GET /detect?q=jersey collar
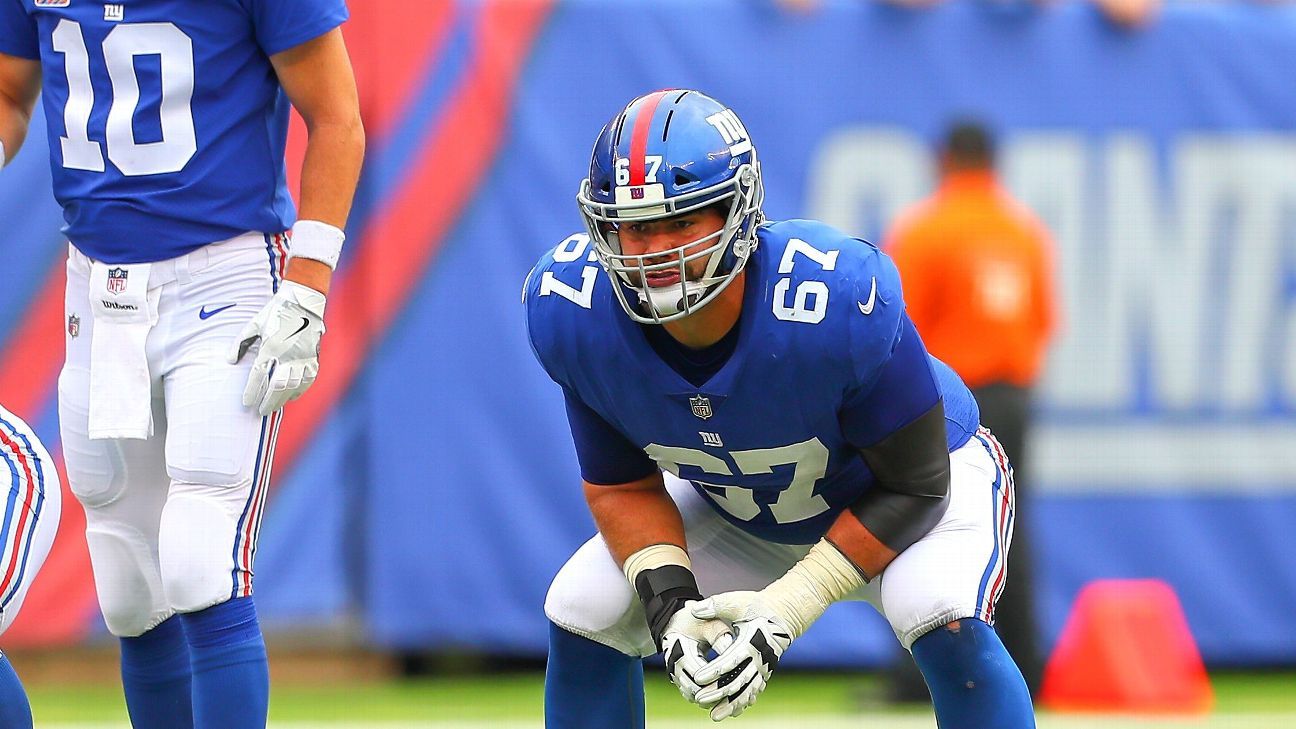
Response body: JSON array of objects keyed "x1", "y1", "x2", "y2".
[{"x1": 611, "y1": 247, "x2": 764, "y2": 397}]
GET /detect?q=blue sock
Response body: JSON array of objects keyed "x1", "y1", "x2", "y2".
[
  {"x1": 120, "y1": 615, "x2": 194, "y2": 729},
  {"x1": 545, "y1": 622, "x2": 644, "y2": 729},
  {"x1": 911, "y1": 618, "x2": 1036, "y2": 729},
  {"x1": 0, "y1": 652, "x2": 32, "y2": 729},
  {"x1": 180, "y1": 597, "x2": 269, "y2": 729}
]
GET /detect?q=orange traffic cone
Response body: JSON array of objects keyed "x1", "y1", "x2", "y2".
[{"x1": 1040, "y1": 579, "x2": 1213, "y2": 713}]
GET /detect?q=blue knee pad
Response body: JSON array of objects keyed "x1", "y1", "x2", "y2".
[
  {"x1": 911, "y1": 618, "x2": 1036, "y2": 729},
  {"x1": 545, "y1": 622, "x2": 644, "y2": 729}
]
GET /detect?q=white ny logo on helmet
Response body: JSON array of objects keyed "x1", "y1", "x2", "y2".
[{"x1": 706, "y1": 109, "x2": 752, "y2": 157}]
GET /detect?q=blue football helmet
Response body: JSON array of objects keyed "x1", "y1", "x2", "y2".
[{"x1": 577, "y1": 89, "x2": 764, "y2": 324}]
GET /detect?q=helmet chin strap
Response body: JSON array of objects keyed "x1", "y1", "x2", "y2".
[{"x1": 640, "y1": 280, "x2": 710, "y2": 319}]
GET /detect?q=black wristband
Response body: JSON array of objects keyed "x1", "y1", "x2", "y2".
[{"x1": 633, "y1": 564, "x2": 703, "y2": 648}]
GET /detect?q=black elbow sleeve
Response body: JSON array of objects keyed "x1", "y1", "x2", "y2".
[{"x1": 851, "y1": 401, "x2": 951, "y2": 553}]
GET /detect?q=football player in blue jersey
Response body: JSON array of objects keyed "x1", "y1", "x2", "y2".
[
  {"x1": 524, "y1": 90, "x2": 1036, "y2": 727},
  {"x1": 0, "y1": 1, "x2": 363, "y2": 727}
]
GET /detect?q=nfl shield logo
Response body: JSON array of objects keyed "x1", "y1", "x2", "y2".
[
  {"x1": 689, "y1": 395, "x2": 713, "y2": 420},
  {"x1": 67, "y1": 314, "x2": 80, "y2": 338},
  {"x1": 106, "y1": 267, "x2": 128, "y2": 295}
]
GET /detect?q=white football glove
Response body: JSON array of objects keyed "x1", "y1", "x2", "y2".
[
  {"x1": 228, "y1": 280, "x2": 326, "y2": 416},
  {"x1": 659, "y1": 601, "x2": 734, "y2": 704},
  {"x1": 691, "y1": 591, "x2": 794, "y2": 721}
]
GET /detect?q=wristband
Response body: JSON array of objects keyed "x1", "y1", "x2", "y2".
[
  {"x1": 623, "y1": 543, "x2": 691, "y2": 584},
  {"x1": 0, "y1": 139, "x2": 7, "y2": 168},
  {"x1": 624, "y1": 544, "x2": 701, "y2": 647},
  {"x1": 288, "y1": 220, "x2": 345, "y2": 269}
]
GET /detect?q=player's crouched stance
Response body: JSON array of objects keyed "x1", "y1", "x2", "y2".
[
  {"x1": 524, "y1": 90, "x2": 1036, "y2": 728},
  {"x1": 0, "y1": 405, "x2": 61, "y2": 729}
]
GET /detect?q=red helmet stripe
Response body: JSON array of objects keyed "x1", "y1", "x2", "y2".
[{"x1": 627, "y1": 90, "x2": 670, "y2": 186}]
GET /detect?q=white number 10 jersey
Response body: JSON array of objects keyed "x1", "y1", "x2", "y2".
[{"x1": 0, "y1": 0, "x2": 348, "y2": 263}]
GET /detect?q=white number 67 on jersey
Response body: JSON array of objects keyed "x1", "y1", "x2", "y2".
[{"x1": 646, "y1": 438, "x2": 831, "y2": 525}]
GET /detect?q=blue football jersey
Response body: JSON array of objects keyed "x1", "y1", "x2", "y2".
[
  {"x1": 0, "y1": 0, "x2": 348, "y2": 263},
  {"x1": 525, "y1": 220, "x2": 980, "y2": 544}
]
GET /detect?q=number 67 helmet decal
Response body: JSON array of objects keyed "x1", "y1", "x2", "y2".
[{"x1": 577, "y1": 89, "x2": 765, "y2": 324}]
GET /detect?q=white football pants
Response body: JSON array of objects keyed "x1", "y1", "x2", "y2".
[
  {"x1": 0, "y1": 404, "x2": 62, "y2": 636},
  {"x1": 545, "y1": 429, "x2": 1015, "y2": 655},
  {"x1": 58, "y1": 232, "x2": 287, "y2": 637}
]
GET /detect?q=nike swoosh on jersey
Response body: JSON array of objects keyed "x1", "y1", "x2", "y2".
[
  {"x1": 857, "y1": 277, "x2": 877, "y2": 315},
  {"x1": 198, "y1": 304, "x2": 236, "y2": 320}
]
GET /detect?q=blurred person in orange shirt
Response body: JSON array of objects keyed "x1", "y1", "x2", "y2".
[{"x1": 884, "y1": 119, "x2": 1059, "y2": 698}]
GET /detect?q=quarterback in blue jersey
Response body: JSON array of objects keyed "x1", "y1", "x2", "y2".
[
  {"x1": 525, "y1": 90, "x2": 1035, "y2": 727},
  {"x1": 0, "y1": 1, "x2": 363, "y2": 727}
]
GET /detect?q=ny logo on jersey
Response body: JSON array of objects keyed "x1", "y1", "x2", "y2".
[
  {"x1": 690, "y1": 395, "x2": 713, "y2": 420},
  {"x1": 705, "y1": 109, "x2": 752, "y2": 157},
  {"x1": 106, "y1": 267, "x2": 128, "y2": 295},
  {"x1": 104, "y1": 4, "x2": 124, "y2": 21},
  {"x1": 700, "y1": 431, "x2": 724, "y2": 448}
]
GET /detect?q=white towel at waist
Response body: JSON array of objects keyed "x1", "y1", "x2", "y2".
[{"x1": 88, "y1": 261, "x2": 159, "y2": 440}]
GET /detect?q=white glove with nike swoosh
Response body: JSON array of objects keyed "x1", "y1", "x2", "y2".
[
  {"x1": 228, "y1": 280, "x2": 326, "y2": 416},
  {"x1": 690, "y1": 540, "x2": 869, "y2": 721},
  {"x1": 691, "y1": 591, "x2": 793, "y2": 721},
  {"x1": 661, "y1": 601, "x2": 734, "y2": 704}
]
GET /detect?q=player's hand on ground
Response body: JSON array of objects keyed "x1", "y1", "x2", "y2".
[
  {"x1": 690, "y1": 591, "x2": 794, "y2": 721},
  {"x1": 660, "y1": 601, "x2": 734, "y2": 704},
  {"x1": 228, "y1": 280, "x2": 326, "y2": 416}
]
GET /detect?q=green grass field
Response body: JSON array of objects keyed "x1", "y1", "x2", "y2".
[{"x1": 26, "y1": 670, "x2": 1296, "y2": 728}]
